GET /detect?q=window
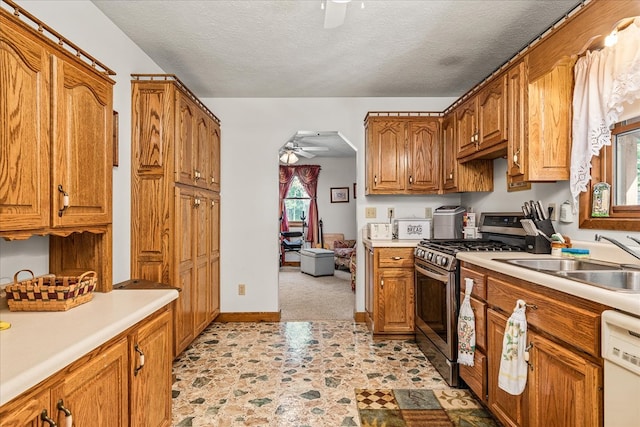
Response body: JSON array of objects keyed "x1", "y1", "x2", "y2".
[
  {"x1": 580, "y1": 117, "x2": 640, "y2": 231},
  {"x1": 284, "y1": 176, "x2": 310, "y2": 223}
]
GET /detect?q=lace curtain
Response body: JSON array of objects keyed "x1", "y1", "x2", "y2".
[{"x1": 570, "y1": 20, "x2": 640, "y2": 209}]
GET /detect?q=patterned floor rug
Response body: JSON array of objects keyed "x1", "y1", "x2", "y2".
[{"x1": 356, "y1": 388, "x2": 499, "y2": 427}]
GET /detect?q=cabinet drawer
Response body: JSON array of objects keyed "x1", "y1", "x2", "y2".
[
  {"x1": 487, "y1": 277, "x2": 601, "y2": 357},
  {"x1": 377, "y1": 248, "x2": 414, "y2": 268},
  {"x1": 459, "y1": 350, "x2": 487, "y2": 403},
  {"x1": 460, "y1": 266, "x2": 487, "y2": 299}
]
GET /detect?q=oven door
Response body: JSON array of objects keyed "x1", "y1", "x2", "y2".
[{"x1": 414, "y1": 260, "x2": 458, "y2": 360}]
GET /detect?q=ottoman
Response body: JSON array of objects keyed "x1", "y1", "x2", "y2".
[{"x1": 300, "y1": 248, "x2": 335, "y2": 277}]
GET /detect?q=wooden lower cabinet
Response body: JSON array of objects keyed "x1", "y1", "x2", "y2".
[
  {"x1": 487, "y1": 309, "x2": 526, "y2": 427},
  {"x1": 0, "y1": 307, "x2": 173, "y2": 427},
  {"x1": 461, "y1": 261, "x2": 605, "y2": 427},
  {"x1": 364, "y1": 245, "x2": 414, "y2": 335},
  {"x1": 129, "y1": 308, "x2": 173, "y2": 427}
]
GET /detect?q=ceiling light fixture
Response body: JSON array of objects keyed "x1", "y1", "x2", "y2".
[{"x1": 280, "y1": 150, "x2": 299, "y2": 164}]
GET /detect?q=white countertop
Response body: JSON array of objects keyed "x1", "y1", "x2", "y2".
[
  {"x1": 457, "y1": 250, "x2": 640, "y2": 318},
  {"x1": 0, "y1": 289, "x2": 178, "y2": 406},
  {"x1": 363, "y1": 237, "x2": 422, "y2": 248}
]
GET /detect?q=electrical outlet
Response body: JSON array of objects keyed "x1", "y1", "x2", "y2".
[
  {"x1": 387, "y1": 207, "x2": 395, "y2": 219},
  {"x1": 238, "y1": 284, "x2": 246, "y2": 296},
  {"x1": 365, "y1": 207, "x2": 377, "y2": 218},
  {"x1": 425, "y1": 207, "x2": 433, "y2": 218},
  {"x1": 548, "y1": 203, "x2": 557, "y2": 221}
]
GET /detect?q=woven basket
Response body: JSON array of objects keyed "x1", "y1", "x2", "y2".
[{"x1": 5, "y1": 270, "x2": 97, "y2": 312}]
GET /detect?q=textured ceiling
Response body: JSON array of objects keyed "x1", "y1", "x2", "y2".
[{"x1": 92, "y1": 0, "x2": 583, "y2": 99}]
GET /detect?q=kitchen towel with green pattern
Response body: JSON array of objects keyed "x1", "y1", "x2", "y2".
[{"x1": 498, "y1": 299, "x2": 528, "y2": 395}]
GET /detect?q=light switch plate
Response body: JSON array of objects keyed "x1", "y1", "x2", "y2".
[
  {"x1": 365, "y1": 207, "x2": 377, "y2": 218},
  {"x1": 425, "y1": 207, "x2": 433, "y2": 218}
]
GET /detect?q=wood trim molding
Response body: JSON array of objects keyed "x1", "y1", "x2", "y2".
[
  {"x1": 353, "y1": 312, "x2": 367, "y2": 323},
  {"x1": 215, "y1": 312, "x2": 281, "y2": 323}
]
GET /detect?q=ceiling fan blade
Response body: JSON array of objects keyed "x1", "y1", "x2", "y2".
[
  {"x1": 324, "y1": 1, "x2": 348, "y2": 29},
  {"x1": 295, "y1": 150, "x2": 315, "y2": 159},
  {"x1": 299, "y1": 146, "x2": 329, "y2": 151}
]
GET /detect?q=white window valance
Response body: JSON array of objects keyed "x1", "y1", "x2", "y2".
[{"x1": 570, "y1": 19, "x2": 640, "y2": 209}]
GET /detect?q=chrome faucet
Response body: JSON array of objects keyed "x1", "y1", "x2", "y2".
[{"x1": 594, "y1": 234, "x2": 640, "y2": 262}]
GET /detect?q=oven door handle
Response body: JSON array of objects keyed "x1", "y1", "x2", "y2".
[{"x1": 415, "y1": 263, "x2": 450, "y2": 282}]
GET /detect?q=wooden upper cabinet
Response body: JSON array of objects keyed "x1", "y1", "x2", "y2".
[
  {"x1": 457, "y1": 73, "x2": 508, "y2": 161},
  {"x1": 51, "y1": 56, "x2": 112, "y2": 228},
  {"x1": 407, "y1": 119, "x2": 440, "y2": 192},
  {"x1": 526, "y1": 56, "x2": 574, "y2": 181},
  {"x1": 365, "y1": 114, "x2": 441, "y2": 195},
  {"x1": 0, "y1": 17, "x2": 50, "y2": 232},
  {"x1": 209, "y1": 119, "x2": 221, "y2": 192},
  {"x1": 366, "y1": 117, "x2": 406, "y2": 193},
  {"x1": 455, "y1": 97, "x2": 478, "y2": 159},
  {"x1": 441, "y1": 113, "x2": 457, "y2": 192},
  {"x1": 1, "y1": 12, "x2": 113, "y2": 234},
  {"x1": 506, "y1": 59, "x2": 529, "y2": 190},
  {"x1": 176, "y1": 94, "x2": 196, "y2": 186}
]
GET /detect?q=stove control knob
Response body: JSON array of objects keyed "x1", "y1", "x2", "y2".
[
  {"x1": 426, "y1": 252, "x2": 433, "y2": 261},
  {"x1": 440, "y1": 257, "x2": 449, "y2": 267}
]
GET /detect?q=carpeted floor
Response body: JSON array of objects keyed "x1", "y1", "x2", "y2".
[
  {"x1": 356, "y1": 388, "x2": 499, "y2": 427},
  {"x1": 279, "y1": 266, "x2": 355, "y2": 321}
]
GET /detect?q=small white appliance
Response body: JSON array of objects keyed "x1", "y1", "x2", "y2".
[
  {"x1": 367, "y1": 223, "x2": 392, "y2": 240},
  {"x1": 393, "y1": 218, "x2": 431, "y2": 240}
]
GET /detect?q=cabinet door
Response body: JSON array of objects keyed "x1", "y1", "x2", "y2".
[
  {"x1": 193, "y1": 190, "x2": 210, "y2": 334},
  {"x1": 477, "y1": 74, "x2": 508, "y2": 151},
  {"x1": 0, "y1": 387, "x2": 51, "y2": 427},
  {"x1": 407, "y1": 119, "x2": 440, "y2": 193},
  {"x1": 527, "y1": 56, "x2": 574, "y2": 181},
  {"x1": 0, "y1": 18, "x2": 50, "y2": 232},
  {"x1": 367, "y1": 120, "x2": 406, "y2": 193},
  {"x1": 441, "y1": 113, "x2": 457, "y2": 192},
  {"x1": 51, "y1": 56, "x2": 112, "y2": 228},
  {"x1": 209, "y1": 119, "x2": 221, "y2": 192},
  {"x1": 130, "y1": 309, "x2": 173, "y2": 427},
  {"x1": 174, "y1": 186, "x2": 195, "y2": 356},
  {"x1": 455, "y1": 97, "x2": 478, "y2": 159},
  {"x1": 507, "y1": 60, "x2": 528, "y2": 186},
  {"x1": 487, "y1": 309, "x2": 526, "y2": 427},
  {"x1": 176, "y1": 93, "x2": 196, "y2": 186},
  {"x1": 209, "y1": 194, "x2": 220, "y2": 321},
  {"x1": 527, "y1": 330, "x2": 602, "y2": 427},
  {"x1": 365, "y1": 246, "x2": 374, "y2": 327},
  {"x1": 51, "y1": 338, "x2": 128, "y2": 426},
  {"x1": 194, "y1": 111, "x2": 210, "y2": 189},
  {"x1": 377, "y1": 268, "x2": 414, "y2": 333}
]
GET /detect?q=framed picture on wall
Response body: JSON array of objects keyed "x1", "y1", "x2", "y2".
[{"x1": 330, "y1": 187, "x2": 349, "y2": 203}]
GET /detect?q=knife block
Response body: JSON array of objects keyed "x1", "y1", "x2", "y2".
[
  {"x1": 525, "y1": 235, "x2": 551, "y2": 254},
  {"x1": 525, "y1": 218, "x2": 555, "y2": 254}
]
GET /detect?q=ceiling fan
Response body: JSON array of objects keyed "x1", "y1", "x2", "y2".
[{"x1": 281, "y1": 141, "x2": 329, "y2": 159}]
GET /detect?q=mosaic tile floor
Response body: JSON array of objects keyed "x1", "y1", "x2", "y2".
[{"x1": 172, "y1": 321, "x2": 450, "y2": 426}]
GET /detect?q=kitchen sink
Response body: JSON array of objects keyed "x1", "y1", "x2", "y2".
[
  {"x1": 499, "y1": 258, "x2": 622, "y2": 272},
  {"x1": 557, "y1": 270, "x2": 640, "y2": 292}
]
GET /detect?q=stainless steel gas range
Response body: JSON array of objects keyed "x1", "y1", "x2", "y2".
[{"x1": 413, "y1": 212, "x2": 526, "y2": 386}]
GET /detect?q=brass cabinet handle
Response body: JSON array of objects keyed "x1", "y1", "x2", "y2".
[
  {"x1": 134, "y1": 344, "x2": 145, "y2": 376},
  {"x1": 374, "y1": 175, "x2": 378, "y2": 184},
  {"x1": 380, "y1": 279, "x2": 384, "y2": 289},
  {"x1": 194, "y1": 169, "x2": 201, "y2": 181},
  {"x1": 40, "y1": 409, "x2": 57, "y2": 426},
  {"x1": 392, "y1": 256, "x2": 402, "y2": 260},
  {"x1": 408, "y1": 175, "x2": 413, "y2": 184},
  {"x1": 57, "y1": 185, "x2": 69, "y2": 217},
  {"x1": 524, "y1": 341, "x2": 534, "y2": 371},
  {"x1": 513, "y1": 148, "x2": 521, "y2": 168},
  {"x1": 193, "y1": 197, "x2": 201, "y2": 208},
  {"x1": 57, "y1": 399, "x2": 73, "y2": 427},
  {"x1": 211, "y1": 176, "x2": 216, "y2": 184}
]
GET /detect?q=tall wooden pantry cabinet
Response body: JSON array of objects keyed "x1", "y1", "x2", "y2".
[{"x1": 130, "y1": 74, "x2": 221, "y2": 357}]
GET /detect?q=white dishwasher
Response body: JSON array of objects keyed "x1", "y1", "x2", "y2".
[{"x1": 602, "y1": 310, "x2": 640, "y2": 427}]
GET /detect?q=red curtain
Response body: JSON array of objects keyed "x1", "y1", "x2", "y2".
[
  {"x1": 294, "y1": 165, "x2": 321, "y2": 245},
  {"x1": 279, "y1": 166, "x2": 295, "y2": 232}
]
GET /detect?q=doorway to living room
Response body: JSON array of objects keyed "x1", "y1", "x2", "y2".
[{"x1": 278, "y1": 131, "x2": 356, "y2": 321}]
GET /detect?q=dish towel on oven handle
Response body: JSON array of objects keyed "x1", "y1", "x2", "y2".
[
  {"x1": 498, "y1": 299, "x2": 529, "y2": 395},
  {"x1": 457, "y1": 278, "x2": 476, "y2": 366}
]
